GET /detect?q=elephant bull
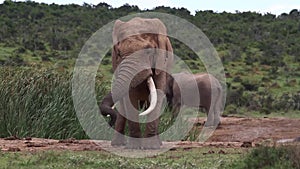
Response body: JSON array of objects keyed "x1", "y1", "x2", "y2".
[{"x1": 110, "y1": 17, "x2": 173, "y2": 149}]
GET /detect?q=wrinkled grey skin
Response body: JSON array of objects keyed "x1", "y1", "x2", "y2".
[
  {"x1": 111, "y1": 17, "x2": 173, "y2": 149},
  {"x1": 166, "y1": 72, "x2": 223, "y2": 126}
]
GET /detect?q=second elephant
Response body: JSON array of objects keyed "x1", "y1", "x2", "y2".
[{"x1": 166, "y1": 72, "x2": 223, "y2": 126}]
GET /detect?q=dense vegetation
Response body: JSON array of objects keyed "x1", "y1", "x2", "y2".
[
  {"x1": 0, "y1": 1, "x2": 299, "y2": 139},
  {"x1": 224, "y1": 145, "x2": 300, "y2": 169},
  {"x1": 0, "y1": 67, "x2": 88, "y2": 139}
]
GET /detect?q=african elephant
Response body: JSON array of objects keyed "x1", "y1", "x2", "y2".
[
  {"x1": 166, "y1": 72, "x2": 223, "y2": 126},
  {"x1": 110, "y1": 17, "x2": 173, "y2": 149},
  {"x1": 99, "y1": 92, "x2": 117, "y2": 127}
]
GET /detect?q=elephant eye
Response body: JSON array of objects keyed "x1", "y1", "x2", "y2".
[
  {"x1": 119, "y1": 54, "x2": 125, "y2": 59},
  {"x1": 117, "y1": 49, "x2": 124, "y2": 58}
]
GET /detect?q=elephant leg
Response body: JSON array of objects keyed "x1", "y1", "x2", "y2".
[
  {"x1": 214, "y1": 88, "x2": 223, "y2": 126},
  {"x1": 143, "y1": 118, "x2": 160, "y2": 149},
  {"x1": 124, "y1": 96, "x2": 142, "y2": 149},
  {"x1": 171, "y1": 102, "x2": 181, "y2": 120},
  {"x1": 170, "y1": 82, "x2": 181, "y2": 120},
  {"x1": 204, "y1": 108, "x2": 221, "y2": 127},
  {"x1": 212, "y1": 106, "x2": 221, "y2": 126},
  {"x1": 204, "y1": 106, "x2": 214, "y2": 127},
  {"x1": 143, "y1": 74, "x2": 166, "y2": 149},
  {"x1": 143, "y1": 95, "x2": 162, "y2": 149},
  {"x1": 203, "y1": 95, "x2": 214, "y2": 127},
  {"x1": 126, "y1": 120, "x2": 142, "y2": 149},
  {"x1": 204, "y1": 88, "x2": 222, "y2": 127},
  {"x1": 214, "y1": 110, "x2": 221, "y2": 126},
  {"x1": 204, "y1": 103, "x2": 220, "y2": 127},
  {"x1": 111, "y1": 100, "x2": 127, "y2": 146}
]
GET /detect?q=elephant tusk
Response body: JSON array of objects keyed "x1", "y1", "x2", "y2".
[
  {"x1": 139, "y1": 77, "x2": 157, "y2": 116},
  {"x1": 112, "y1": 102, "x2": 118, "y2": 109}
]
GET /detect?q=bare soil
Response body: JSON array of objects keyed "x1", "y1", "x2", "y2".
[{"x1": 1, "y1": 117, "x2": 300, "y2": 152}]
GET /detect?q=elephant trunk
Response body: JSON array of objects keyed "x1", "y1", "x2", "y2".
[
  {"x1": 111, "y1": 57, "x2": 158, "y2": 116},
  {"x1": 111, "y1": 58, "x2": 152, "y2": 103}
]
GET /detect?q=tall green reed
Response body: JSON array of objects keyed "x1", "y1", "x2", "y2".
[{"x1": 0, "y1": 67, "x2": 108, "y2": 139}]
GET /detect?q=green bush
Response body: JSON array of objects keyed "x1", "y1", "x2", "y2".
[
  {"x1": 224, "y1": 145, "x2": 300, "y2": 169},
  {"x1": 241, "y1": 78, "x2": 260, "y2": 91},
  {"x1": 226, "y1": 84, "x2": 244, "y2": 106},
  {"x1": 224, "y1": 104, "x2": 238, "y2": 115}
]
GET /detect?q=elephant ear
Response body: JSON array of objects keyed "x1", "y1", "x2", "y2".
[
  {"x1": 112, "y1": 20, "x2": 124, "y2": 71},
  {"x1": 155, "y1": 35, "x2": 173, "y2": 75},
  {"x1": 112, "y1": 44, "x2": 119, "y2": 71},
  {"x1": 112, "y1": 20, "x2": 124, "y2": 44}
]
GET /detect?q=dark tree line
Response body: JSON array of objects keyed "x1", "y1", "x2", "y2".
[{"x1": 0, "y1": 1, "x2": 299, "y2": 64}]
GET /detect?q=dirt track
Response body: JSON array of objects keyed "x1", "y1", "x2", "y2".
[{"x1": 1, "y1": 117, "x2": 300, "y2": 152}]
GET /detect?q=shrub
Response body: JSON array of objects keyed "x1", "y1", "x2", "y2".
[
  {"x1": 226, "y1": 84, "x2": 244, "y2": 106},
  {"x1": 241, "y1": 78, "x2": 259, "y2": 91},
  {"x1": 224, "y1": 104, "x2": 238, "y2": 115},
  {"x1": 224, "y1": 145, "x2": 300, "y2": 169},
  {"x1": 232, "y1": 75, "x2": 242, "y2": 82}
]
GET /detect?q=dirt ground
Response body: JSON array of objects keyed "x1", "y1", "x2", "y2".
[{"x1": 1, "y1": 117, "x2": 300, "y2": 152}]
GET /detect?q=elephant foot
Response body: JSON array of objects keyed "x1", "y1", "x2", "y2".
[
  {"x1": 125, "y1": 137, "x2": 142, "y2": 149},
  {"x1": 204, "y1": 122, "x2": 220, "y2": 128},
  {"x1": 204, "y1": 119, "x2": 221, "y2": 127},
  {"x1": 142, "y1": 136, "x2": 161, "y2": 149},
  {"x1": 204, "y1": 122, "x2": 216, "y2": 127},
  {"x1": 111, "y1": 134, "x2": 126, "y2": 146}
]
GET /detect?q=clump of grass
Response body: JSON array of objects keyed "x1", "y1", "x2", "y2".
[
  {"x1": 0, "y1": 67, "x2": 108, "y2": 139},
  {"x1": 223, "y1": 145, "x2": 300, "y2": 169},
  {"x1": 286, "y1": 144, "x2": 300, "y2": 169}
]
